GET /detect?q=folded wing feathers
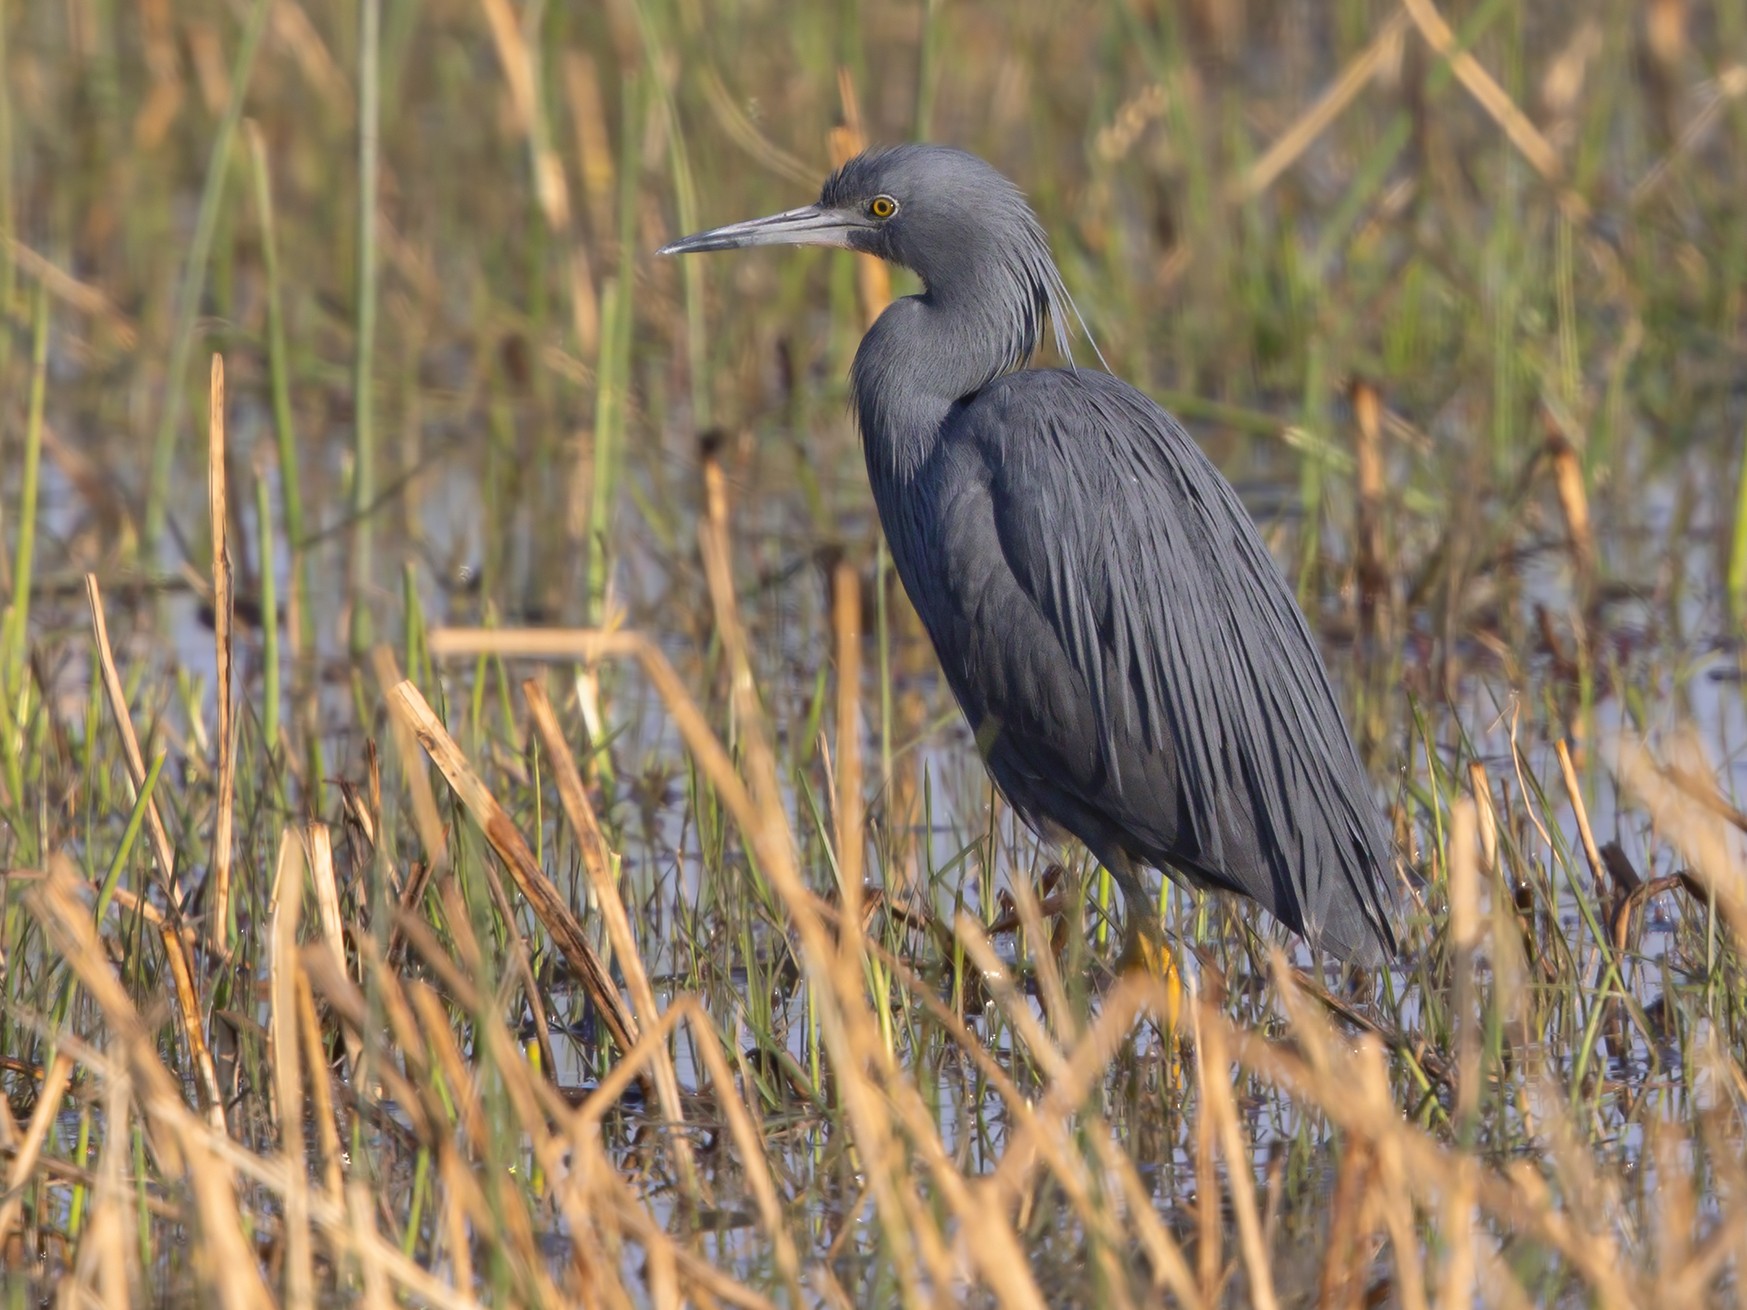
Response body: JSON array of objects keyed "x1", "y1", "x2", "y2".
[{"x1": 987, "y1": 375, "x2": 1396, "y2": 957}]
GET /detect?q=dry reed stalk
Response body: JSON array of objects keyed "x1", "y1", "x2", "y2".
[
  {"x1": 1, "y1": 234, "x2": 138, "y2": 345},
  {"x1": 1195, "y1": 1002, "x2": 1222, "y2": 1303},
  {"x1": 300, "y1": 821, "x2": 362, "y2": 1081},
  {"x1": 696, "y1": 67, "x2": 816, "y2": 188},
  {"x1": 427, "y1": 626, "x2": 1049, "y2": 1299},
  {"x1": 388, "y1": 678, "x2": 639, "y2": 1057},
  {"x1": 484, "y1": 1165, "x2": 564, "y2": 1307},
  {"x1": 478, "y1": 0, "x2": 597, "y2": 358},
  {"x1": 42, "y1": 1023, "x2": 485, "y2": 1309},
  {"x1": 521, "y1": 677, "x2": 699, "y2": 1197},
  {"x1": 953, "y1": 915, "x2": 1070, "y2": 1089},
  {"x1": 693, "y1": 469, "x2": 954, "y2": 1301},
  {"x1": 1536, "y1": 1088, "x2": 1632, "y2": 1305},
  {"x1": 269, "y1": 829, "x2": 314, "y2": 1309},
  {"x1": 465, "y1": 845, "x2": 560, "y2": 1081},
  {"x1": 1448, "y1": 798, "x2": 1481, "y2": 1132},
  {"x1": 347, "y1": 1179, "x2": 393, "y2": 1310},
  {"x1": 1555, "y1": 738, "x2": 1610, "y2": 902},
  {"x1": 85, "y1": 573, "x2": 180, "y2": 909},
  {"x1": 1317, "y1": 1137, "x2": 1374, "y2": 1310},
  {"x1": 595, "y1": 1165, "x2": 779, "y2": 1310},
  {"x1": 1467, "y1": 761, "x2": 1499, "y2": 874},
  {"x1": 561, "y1": 51, "x2": 615, "y2": 248},
  {"x1": 827, "y1": 893, "x2": 1199, "y2": 1301},
  {"x1": 831, "y1": 559, "x2": 865, "y2": 926},
  {"x1": 959, "y1": 921, "x2": 1106, "y2": 1241},
  {"x1": 371, "y1": 648, "x2": 449, "y2": 947},
  {"x1": 293, "y1": 967, "x2": 345, "y2": 1202},
  {"x1": 1351, "y1": 377, "x2": 1388, "y2": 635},
  {"x1": 1359, "y1": 1037, "x2": 1431, "y2": 1310},
  {"x1": 1631, "y1": 61, "x2": 1747, "y2": 206},
  {"x1": 160, "y1": 919, "x2": 227, "y2": 1134},
  {"x1": 67, "y1": 1073, "x2": 137, "y2": 1302},
  {"x1": 1234, "y1": 10, "x2": 1410, "y2": 201},
  {"x1": 1476, "y1": 1243, "x2": 1543, "y2": 1310},
  {"x1": 436, "y1": 1147, "x2": 476, "y2": 1294},
  {"x1": 1544, "y1": 428, "x2": 1596, "y2": 588},
  {"x1": 23, "y1": 871, "x2": 273, "y2": 1309},
  {"x1": 1437, "y1": 1156, "x2": 1480, "y2": 1309},
  {"x1": 1193, "y1": 1000, "x2": 1280, "y2": 1310},
  {"x1": 420, "y1": 880, "x2": 599, "y2": 1142},
  {"x1": 428, "y1": 627, "x2": 641, "y2": 661},
  {"x1": 1650, "y1": 1119, "x2": 1695, "y2": 1286},
  {"x1": 404, "y1": 979, "x2": 487, "y2": 1146},
  {"x1": 679, "y1": 1000, "x2": 805, "y2": 1299},
  {"x1": 0, "y1": 1051, "x2": 73, "y2": 1248},
  {"x1": 1399, "y1": 0, "x2": 1584, "y2": 217},
  {"x1": 1008, "y1": 870, "x2": 1077, "y2": 1049},
  {"x1": 965, "y1": 954, "x2": 1198, "y2": 1306},
  {"x1": 6, "y1": 861, "x2": 197, "y2": 947},
  {"x1": 1223, "y1": 984, "x2": 1644, "y2": 1304},
  {"x1": 554, "y1": 1001, "x2": 789, "y2": 1302},
  {"x1": 208, "y1": 354, "x2": 236, "y2": 954},
  {"x1": 303, "y1": 822, "x2": 346, "y2": 974},
  {"x1": 297, "y1": 944, "x2": 432, "y2": 1139},
  {"x1": 371, "y1": 650, "x2": 446, "y2": 850},
  {"x1": 184, "y1": 1149, "x2": 273, "y2": 1310},
  {"x1": 1611, "y1": 729, "x2": 1747, "y2": 951}
]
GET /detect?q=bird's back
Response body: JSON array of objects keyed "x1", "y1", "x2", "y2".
[{"x1": 877, "y1": 366, "x2": 1400, "y2": 962}]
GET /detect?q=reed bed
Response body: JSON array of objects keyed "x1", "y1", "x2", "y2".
[{"x1": 3, "y1": 0, "x2": 1747, "y2": 1304}]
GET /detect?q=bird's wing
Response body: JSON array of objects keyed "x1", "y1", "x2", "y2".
[{"x1": 962, "y1": 370, "x2": 1398, "y2": 960}]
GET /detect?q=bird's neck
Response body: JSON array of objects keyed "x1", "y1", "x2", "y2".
[{"x1": 850, "y1": 290, "x2": 1035, "y2": 486}]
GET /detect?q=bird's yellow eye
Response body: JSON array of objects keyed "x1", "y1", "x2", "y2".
[{"x1": 870, "y1": 195, "x2": 898, "y2": 219}]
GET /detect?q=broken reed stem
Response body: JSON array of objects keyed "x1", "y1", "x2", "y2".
[
  {"x1": 1612, "y1": 729, "x2": 1747, "y2": 953},
  {"x1": 1448, "y1": 797, "x2": 1482, "y2": 1138},
  {"x1": 1223, "y1": 991, "x2": 1644, "y2": 1303},
  {"x1": 1233, "y1": 9, "x2": 1410, "y2": 201},
  {"x1": 1351, "y1": 377, "x2": 1388, "y2": 636},
  {"x1": 0, "y1": 1052, "x2": 74, "y2": 1248},
  {"x1": 293, "y1": 967, "x2": 345, "y2": 1203},
  {"x1": 209, "y1": 354, "x2": 236, "y2": 954},
  {"x1": 161, "y1": 920, "x2": 227, "y2": 1135},
  {"x1": 423, "y1": 623, "x2": 1191, "y2": 1305},
  {"x1": 1544, "y1": 427, "x2": 1595, "y2": 594},
  {"x1": 269, "y1": 829, "x2": 314, "y2": 1309},
  {"x1": 1468, "y1": 760, "x2": 1500, "y2": 875},
  {"x1": 371, "y1": 645, "x2": 447, "y2": 874},
  {"x1": 1399, "y1": 0, "x2": 1585, "y2": 218},
  {"x1": 388, "y1": 679, "x2": 639, "y2": 1059},
  {"x1": 299, "y1": 821, "x2": 363, "y2": 1080},
  {"x1": 1194, "y1": 1002, "x2": 1281, "y2": 1310},
  {"x1": 85, "y1": 574, "x2": 180, "y2": 910},
  {"x1": 694, "y1": 458, "x2": 975, "y2": 1302},
  {"x1": 520, "y1": 678, "x2": 700, "y2": 1198},
  {"x1": 1555, "y1": 738, "x2": 1609, "y2": 900}
]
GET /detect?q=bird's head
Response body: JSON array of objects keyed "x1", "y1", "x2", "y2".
[
  {"x1": 661, "y1": 145, "x2": 1036, "y2": 288},
  {"x1": 660, "y1": 144, "x2": 1092, "y2": 372}
]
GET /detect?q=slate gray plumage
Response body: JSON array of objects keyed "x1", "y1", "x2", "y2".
[{"x1": 662, "y1": 144, "x2": 1400, "y2": 963}]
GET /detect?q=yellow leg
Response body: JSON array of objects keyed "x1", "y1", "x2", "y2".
[{"x1": 1116, "y1": 916, "x2": 1182, "y2": 1033}]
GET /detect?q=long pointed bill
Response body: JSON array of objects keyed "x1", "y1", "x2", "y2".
[{"x1": 657, "y1": 204, "x2": 865, "y2": 255}]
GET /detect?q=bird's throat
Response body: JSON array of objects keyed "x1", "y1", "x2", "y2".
[{"x1": 850, "y1": 293, "x2": 1025, "y2": 487}]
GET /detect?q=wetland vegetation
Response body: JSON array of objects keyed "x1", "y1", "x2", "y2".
[{"x1": 2, "y1": 0, "x2": 1747, "y2": 1304}]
